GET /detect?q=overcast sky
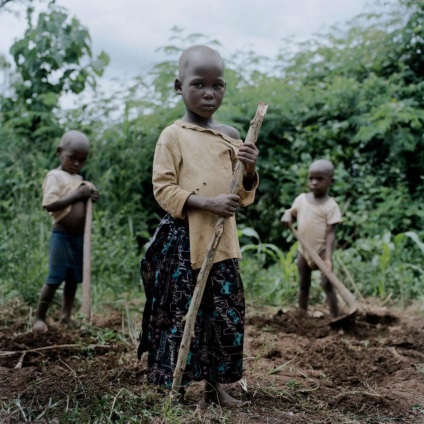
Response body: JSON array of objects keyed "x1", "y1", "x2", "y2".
[{"x1": 0, "y1": 0, "x2": 376, "y2": 82}]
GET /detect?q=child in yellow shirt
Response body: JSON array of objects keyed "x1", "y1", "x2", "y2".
[{"x1": 281, "y1": 159, "x2": 342, "y2": 317}]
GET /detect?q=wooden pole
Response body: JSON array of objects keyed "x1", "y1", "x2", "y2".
[
  {"x1": 171, "y1": 101, "x2": 269, "y2": 396},
  {"x1": 82, "y1": 198, "x2": 93, "y2": 323}
]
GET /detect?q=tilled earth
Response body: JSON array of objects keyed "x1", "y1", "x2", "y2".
[{"x1": 1, "y1": 299, "x2": 423, "y2": 423}]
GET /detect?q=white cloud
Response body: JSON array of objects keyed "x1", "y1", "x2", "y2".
[{"x1": 0, "y1": 0, "x2": 379, "y2": 85}]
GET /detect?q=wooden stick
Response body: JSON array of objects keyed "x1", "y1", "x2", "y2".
[
  {"x1": 82, "y1": 198, "x2": 93, "y2": 323},
  {"x1": 0, "y1": 344, "x2": 110, "y2": 357},
  {"x1": 289, "y1": 224, "x2": 358, "y2": 314},
  {"x1": 171, "y1": 101, "x2": 269, "y2": 395}
]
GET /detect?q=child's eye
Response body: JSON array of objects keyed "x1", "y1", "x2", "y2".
[
  {"x1": 214, "y1": 83, "x2": 224, "y2": 90},
  {"x1": 193, "y1": 83, "x2": 203, "y2": 88}
]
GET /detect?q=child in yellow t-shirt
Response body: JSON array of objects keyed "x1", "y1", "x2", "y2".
[
  {"x1": 33, "y1": 130, "x2": 99, "y2": 332},
  {"x1": 281, "y1": 159, "x2": 342, "y2": 317}
]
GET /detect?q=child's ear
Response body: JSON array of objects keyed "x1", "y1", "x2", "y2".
[
  {"x1": 174, "y1": 79, "x2": 182, "y2": 94},
  {"x1": 56, "y1": 146, "x2": 62, "y2": 155}
]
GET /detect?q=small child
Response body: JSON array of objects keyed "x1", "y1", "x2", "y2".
[
  {"x1": 138, "y1": 45, "x2": 259, "y2": 407},
  {"x1": 281, "y1": 159, "x2": 342, "y2": 317},
  {"x1": 33, "y1": 130, "x2": 99, "y2": 332}
]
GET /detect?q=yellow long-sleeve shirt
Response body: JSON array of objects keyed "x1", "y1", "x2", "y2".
[{"x1": 152, "y1": 120, "x2": 259, "y2": 269}]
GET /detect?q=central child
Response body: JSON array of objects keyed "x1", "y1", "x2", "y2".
[{"x1": 138, "y1": 45, "x2": 260, "y2": 407}]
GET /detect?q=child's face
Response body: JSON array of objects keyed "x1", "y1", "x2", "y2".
[
  {"x1": 58, "y1": 143, "x2": 89, "y2": 175},
  {"x1": 308, "y1": 169, "x2": 333, "y2": 198},
  {"x1": 175, "y1": 56, "x2": 226, "y2": 119}
]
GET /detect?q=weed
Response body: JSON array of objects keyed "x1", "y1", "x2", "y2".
[
  {"x1": 286, "y1": 379, "x2": 302, "y2": 390},
  {"x1": 414, "y1": 363, "x2": 424, "y2": 377},
  {"x1": 412, "y1": 404, "x2": 424, "y2": 415}
]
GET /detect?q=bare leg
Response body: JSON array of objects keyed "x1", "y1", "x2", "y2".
[
  {"x1": 204, "y1": 381, "x2": 247, "y2": 408},
  {"x1": 33, "y1": 284, "x2": 58, "y2": 332},
  {"x1": 60, "y1": 280, "x2": 77, "y2": 324},
  {"x1": 321, "y1": 275, "x2": 339, "y2": 317},
  {"x1": 297, "y1": 252, "x2": 312, "y2": 315}
]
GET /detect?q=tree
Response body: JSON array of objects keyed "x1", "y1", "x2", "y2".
[{"x1": 1, "y1": 1, "x2": 109, "y2": 145}]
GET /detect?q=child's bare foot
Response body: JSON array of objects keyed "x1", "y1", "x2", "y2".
[
  {"x1": 311, "y1": 310, "x2": 324, "y2": 319},
  {"x1": 33, "y1": 319, "x2": 48, "y2": 332},
  {"x1": 204, "y1": 382, "x2": 249, "y2": 408}
]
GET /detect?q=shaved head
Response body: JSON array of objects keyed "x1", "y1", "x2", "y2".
[
  {"x1": 59, "y1": 130, "x2": 89, "y2": 151},
  {"x1": 178, "y1": 45, "x2": 224, "y2": 80},
  {"x1": 309, "y1": 159, "x2": 335, "y2": 177}
]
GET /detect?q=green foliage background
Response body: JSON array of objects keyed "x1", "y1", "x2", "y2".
[{"x1": 1, "y1": 0, "x2": 424, "y2": 309}]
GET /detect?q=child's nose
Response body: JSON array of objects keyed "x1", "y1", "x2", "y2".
[{"x1": 203, "y1": 88, "x2": 213, "y2": 98}]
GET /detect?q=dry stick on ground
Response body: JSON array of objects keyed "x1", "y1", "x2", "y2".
[
  {"x1": 171, "y1": 101, "x2": 269, "y2": 396},
  {"x1": 4, "y1": 343, "x2": 109, "y2": 368},
  {"x1": 0, "y1": 343, "x2": 110, "y2": 356},
  {"x1": 82, "y1": 198, "x2": 93, "y2": 323}
]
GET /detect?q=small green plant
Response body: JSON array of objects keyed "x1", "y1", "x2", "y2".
[
  {"x1": 335, "y1": 230, "x2": 424, "y2": 303},
  {"x1": 240, "y1": 227, "x2": 298, "y2": 305},
  {"x1": 412, "y1": 404, "x2": 424, "y2": 415},
  {"x1": 286, "y1": 379, "x2": 302, "y2": 390},
  {"x1": 414, "y1": 363, "x2": 424, "y2": 377},
  {"x1": 0, "y1": 396, "x2": 61, "y2": 423}
]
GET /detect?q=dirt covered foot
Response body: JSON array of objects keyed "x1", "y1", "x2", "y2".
[
  {"x1": 204, "y1": 382, "x2": 249, "y2": 408},
  {"x1": 32, "y1": 319, "x2": 48, "y2": 332}
]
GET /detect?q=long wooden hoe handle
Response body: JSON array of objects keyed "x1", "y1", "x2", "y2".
[
  {"x1": 171, "y1": 101, "x2": 269, "y2": 395},
  {"x1": 289, "y1": 224, "x2": 358, "y2": 314},
  {"x1": 82, "y1": 198, "x2": 93, "y2": 323}
]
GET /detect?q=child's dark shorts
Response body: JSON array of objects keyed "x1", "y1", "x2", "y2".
[{"x1": 46, "y1": 230, "x2": 84, "y2": 285}]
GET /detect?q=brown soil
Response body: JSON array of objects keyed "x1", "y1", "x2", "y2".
[{"x1": 1, "y1": 299, "x2": 424, "y2": 423}]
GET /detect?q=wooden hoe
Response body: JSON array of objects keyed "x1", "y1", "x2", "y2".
[
  {"x1": 82, "y1": 198, "x2": 93, "y2": 323},
  {"x1": 289, "y1": 224, "x2": 358, "y2": 325}
]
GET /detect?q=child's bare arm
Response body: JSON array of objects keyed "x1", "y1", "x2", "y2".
[
  {"x1": 185, "y1": 193, "x2": 241, "y2": 217},
  {"x1": 44, "y1": 185, "x2": 98, "y2": 212},
  {"x1": 281, "y1": 210, "x2": 294, "y2": 227},
  {"x1": 324, "y1": 224, "x2": 337, "y2": 270}
]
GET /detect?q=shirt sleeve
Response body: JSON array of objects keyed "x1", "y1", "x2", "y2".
[
  {"x1": 287, "y1": 194, "x2": 302, "y2": 218},
  {"x1": 42, "y1": 173, "x2": 61, "y2": 207},
  {"x1": 152, "y1": 128, "x2": 193, "y2": 219},
  {"x1": 327, "y1": 201, "x2": 342, "y2": 225},
  {"x1": 238, "y1": 172, "x2": 259, "y2": 207}
]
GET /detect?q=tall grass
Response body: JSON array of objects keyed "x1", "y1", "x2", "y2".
[
  {"x1": 335, "y1": 231, "x2": 424, "y2": 303},
  {"x1": 239, "y1": 227, "x2": 424, "y2": 308},
  {"x1": 239, "y1": 227, "x2": 298, "y2": 306},
  {"x1": 0, "y1": 205, "x2": 144, "y2": 311},
  {"x1": 3, "y1": 210, "x2": 424, "y2": 313},
  {"x1": 0, "y1": 210, "x2": 49, "y2": 305}
]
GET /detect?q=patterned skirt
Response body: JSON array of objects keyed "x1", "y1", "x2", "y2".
[{"x1": 138, "y1": 214, "x2": 245, "y2": 388}]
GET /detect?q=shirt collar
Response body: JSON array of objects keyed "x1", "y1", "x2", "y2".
[{"x1": 175, "y1": 120, "x2": 241, "y2": 146}]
